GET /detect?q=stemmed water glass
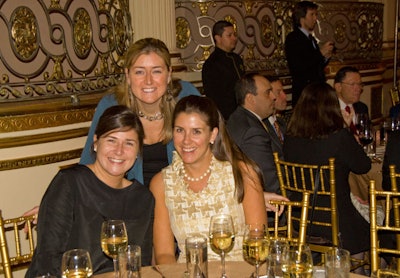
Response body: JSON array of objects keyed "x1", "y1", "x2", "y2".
[
  {"x1": 281, "y1": 244, "x2": 313, "y2": 278},
  {"x1": 209, "y1": 214, "x2": 235, "y2": 278},
  {"x1": 242, "y1": 223, "x2": 269, "y2": 278},
  {"x1": 61, "y1": 249, "x2": 93, "y2": 278},
  {"x1": 100, "y1": 220, "x2": 128, "y2": 278}
]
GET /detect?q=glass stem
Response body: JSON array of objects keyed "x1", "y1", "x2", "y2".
[
  {"x1": 221, "y1": 251, "x2": 226, "y2": 277},
  {"x1": 255, "y1": 264, "x2": 259, "y2": 278},
  {"x1": 113, "y1": 258, "x2": 118, "y2": 278}
]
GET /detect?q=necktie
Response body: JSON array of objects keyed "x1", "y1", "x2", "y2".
[
  {"x1": 273, "y1": 120, "x2": 284, "y2": 144},
  {"x1": 309, "y1": 34, "x2": 317, "y2": 49},
  {"x1": 345, "y1": 105, "x2": 358, "y2": 134}
]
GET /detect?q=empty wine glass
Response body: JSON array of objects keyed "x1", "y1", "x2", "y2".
[
  {"x1": 267, "y1": 239, "x2": 289, "y2": 278},
  {"x1": 100, "y1": 220, "x2": 128, "y2": 278},
  {"x1": 209, "y1": 214, "x2": 235, "y2": 278},
  {"x1": 242, "y1": 223, "x2": 269, "y2": 278},
  {"x1": 61, "y1": 249, "x2": 93, "y2": 278}
]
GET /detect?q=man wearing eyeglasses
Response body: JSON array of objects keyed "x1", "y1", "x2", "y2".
[{"x1": 334, "y1": 66, "x2": 368, "y2": 130}]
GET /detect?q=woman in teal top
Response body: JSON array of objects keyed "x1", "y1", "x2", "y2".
[{"x1": 80, "y1": 38, "x2": 200, "y2": 186}]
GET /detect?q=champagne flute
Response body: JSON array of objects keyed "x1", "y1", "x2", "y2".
[
  {"x1": 100, "y1": 220, "x2": 128, "y2": 278},
  {"x1": 209, "y1": 214, "x2": 235, "y2": 278},
  {"x1": 242, "y1": 223, "x2": 269, "y2": 278},
  {"x1": 61, "y1": 249, "x2": 93, "y2": 278},
  {"x1": 281, "y1": 244, "x2": 313, "y2": 278}
]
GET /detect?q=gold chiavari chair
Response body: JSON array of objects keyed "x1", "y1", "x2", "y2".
[
  {"x1": 268, "y1": 192, "x2": 310, "y2": 245},
  {"x1": 0, "y1": 210, "x2": 37, "y2": 278},
  {"x1": 369, "y1": 167, "x2": 400, "y2": 274},
  {"x1": 273, "y1": 152, "x2": 338, "y2": 262}
]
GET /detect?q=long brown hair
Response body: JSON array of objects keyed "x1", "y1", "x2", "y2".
[
  {"x1": 173, "y1": 95, "x2": 264, "y2": 203},
  {"x1": 114, "y1": 38, "x2": 177, "y2": 144},
  {"x1": 287, "y1": 82, "x2": 344, "y2": 139}
]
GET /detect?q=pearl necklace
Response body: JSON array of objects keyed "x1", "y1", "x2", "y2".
[
  {"x1": 181, "y1": 163, "x2": 212, "y2": 182},
  {"x1": 138, "y1": 111, "x2": 164, "y2": 121}
]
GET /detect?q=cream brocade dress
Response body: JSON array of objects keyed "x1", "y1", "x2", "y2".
[{"x1": 162, "y1": 151, "x2": 246, "y2": 263}]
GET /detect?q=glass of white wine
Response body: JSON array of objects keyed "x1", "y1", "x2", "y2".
[
  {"x1": 100, "y1": 220, "x2": 128, "y2": 278},
  {"x1": 209, "y1": 214, "x2": 235, "y2": 278},
  {"x1": 61, "y1": 249, "x2": 93, "y2": 278},
  {"x1": 281, "y1": 244, "x2": 313, "y2": 278},
  {"x1": 242, "y1": 223, "x2": 269, "y2": 278}
]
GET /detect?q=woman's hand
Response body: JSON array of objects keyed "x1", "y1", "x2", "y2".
[
  {"x1": 22, "y1": 205, "x2": 39, "y2": 233},
  {"x1": 263, "y1": 193, "x2": 289, "y2": 215}
]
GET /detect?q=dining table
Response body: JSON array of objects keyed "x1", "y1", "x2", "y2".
[{"x1": 93, "y1": 260, "x2": 368, "y2": 278}]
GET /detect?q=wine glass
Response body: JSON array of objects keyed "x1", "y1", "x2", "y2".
[
  {"x1": 61, "y1": 249, "x2": 93, "y2": 278},
  {"x1": 100, "y1": 220, "x2": 128, "y2": 278},
  {"x1": 358, "y1": 120, "x2": 375, "y2": 156},
  {"x1": 242, "y1": 223, "x2": 269, "y2": 278},
  {"x1": 209, "y1": 214, "x2": 235, "y2": 278},
  {"x1": 281, "y1": 244, "x2": 313, "y2": 278},
  {"x1": 267, "y1": 239, "x2": 289, "y2": 278}
]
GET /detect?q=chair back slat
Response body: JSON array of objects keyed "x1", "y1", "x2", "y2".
[
  {"x1": 0, "y1": 210, "x2": 37, "y2": 278},
  {"x1": 268, "y1": 192, "x2": 310, "y2": 245},
  {"x1": 370, "y1": 166, "x2": 400, "y2": 273}
]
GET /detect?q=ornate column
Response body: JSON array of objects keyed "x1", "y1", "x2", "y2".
[{"x1": 130, "y1": 0, "x2": 176, "y2": 51}]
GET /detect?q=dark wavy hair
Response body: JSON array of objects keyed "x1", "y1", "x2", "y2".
[
  {"x1": 287, "y1": 82, "x2": 344, "y2": 139},
  {"x1": 173, "y1": 95, "x2": 264, "y2": 203},
  {"x1": 95, "y1": 105, "x2": 144, "y2": 154}
]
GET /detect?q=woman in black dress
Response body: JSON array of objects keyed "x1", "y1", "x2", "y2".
[{"x1": 283, "y1": 82, "x2": 371, "y2": 274}]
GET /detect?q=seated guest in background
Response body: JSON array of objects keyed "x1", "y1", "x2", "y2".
[
  {"x1": 283, "y1": 82, "x2": 371, "y2": 274},
  {"x1": 266, "y1": 76, "x2": 288, "y2": 149},
  {"x1": 334, "y1": 66, "x2": 368, "y2": 131},
  {"x1": 150, "y1": 95, "x2": 287, "y2": 264},
  {"x1": 227, "y1": 73, "x2": 281, "y2": 194},
  {"x1": 26, "y1": 106, "x2": 154, "y2": 277}
]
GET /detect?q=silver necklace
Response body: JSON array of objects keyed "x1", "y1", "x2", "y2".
[
  {"x1": 138, "y1": 111, "x2": 164, "y2": 121},
  {"x1": 181, "y1": 164, "x2": 212, "y2": 182}
]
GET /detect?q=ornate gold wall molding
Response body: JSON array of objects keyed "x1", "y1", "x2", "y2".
[
  {"x1": 0, "y1": 0, "x2": 131, "y2": 109},
  {"x1": 175, "y1": 0, "x2": 384, "y2": 75},
  {"x1": 0, "y1": 149, "x2": 82, "y2": 171},
  {"x1": 0, "y1": 107, "x2": 94, "y2": 133},
  {"x1": 0, "y1": 128, "x2": 89, "y2": 149}
]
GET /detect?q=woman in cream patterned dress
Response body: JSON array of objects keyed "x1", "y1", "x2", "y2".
[{"x1": 151, "y1": 95, "x2": 277, "y2": 264}]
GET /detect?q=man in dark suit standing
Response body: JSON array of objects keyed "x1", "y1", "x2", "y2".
[
  {"x1": 334, "y1": 66, "x2": 368, "y2": 130},
  {"x1": 227, "y1": 73, "x2": 280, "y2": 193},
  {"x1": 202, "y1": 20, "x2": 245, "y2": 120},
  {"x1": 285, "y1": 1, "x2": 334, "y2": 106}
]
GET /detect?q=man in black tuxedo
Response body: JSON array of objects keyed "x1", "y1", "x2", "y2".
[
  {"x1": 285, "y1": 1, "x2": 334, "y2": 106},
  {"x1": 334, "y1": 66, "x2": 368, "y2": 130},
  {"x1": 202, "y1": 20, "x2": 245, "y2": 120},
  {"x1": 227, "y1": 73, "x2": 280, "y2": 193}
]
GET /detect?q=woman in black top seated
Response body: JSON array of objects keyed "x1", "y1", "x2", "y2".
[
  {"x1": 283, "y1": 82, "x2": 371, "y2": 274},
  {"x1": 26, "y1": 105, "x2": 154, "y2": 277}
]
